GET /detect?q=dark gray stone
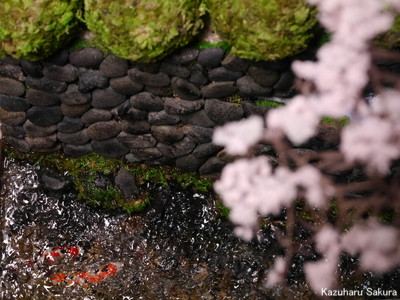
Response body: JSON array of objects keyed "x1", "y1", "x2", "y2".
[
  {"x1": 273, "y1": 70, "x2": 295, "y2": 91},
  {"x1": 0, "y1": 64, "x2": 25, "y2": 81},
  {"x1": 176, "y1": 154, "x2": 206, "y2": 172},
  {"x1": 171, "y1": 77, "x2": 201, "y2": 100},
  {"x1": 0, "y1": 110, "x2": 26, "y2": 126},
  {"x1": 204, "y1": 99, "x2": 244, "y2": 125},
  {"x1": 117, "y1": 132, "x2": 157, "y2": 148},
  {"x1": 164, "y1": 98, "x2": 203, "y2": 115},
  {"x1": 100, "y1": 54, "x2": 129, "y2": 78},
  {"x1": 182, "y1": 125, "x2": 213, "y2": 143},
  {"x1": 0, "y1": 57, "x2": 19, "y2": 65},
  {"x1": 248, "y1": 66, "x2": 280, "y2": 87},
  {"x1": 254, "y1": 58, "x2": 291, "y2": 71},
  {"x1": 23, "y1": 120, "x2": 57, "y2": 137},
  {"x1": 156, "y1": 143, "x2": 176, "y2": 159},
  {"x1": 42, "y1": 173, "x2": 70, "y2": 191},
  {"x1": 78, "y1": 70, "x2": 109, "y2": 92},
  {"x1": 201, "y1": 81, "x2": 237, "y2": 98},
  {"x1": 115, "y1": 169, "x2": 139, "y2": 199},
  {"x1": 130, "y1": 92, "x2": 164, "y2": 111},
  {"x1": 43, "y1": 64, "x2": 78, "y2": 82},
  {"x1": 165, "y1": 48, "x2": 199, "y2": 65},
  {"x1": 58, "y1": 129, "x2": 90, "y2": 145},
  {"x1": 81, "y1": 108, "x2": 112, "y2": 125},
  {"x1": 124, "y1": 153, "x2": 142, "y2": 163},
  {"x1": 26, "y1": 134, "x2": 58, "y2": 150},
  {"x1": 20, "y1": 60, "x2": 43, "y2": 77},
  {"x1": 26, "y1": 76, "x2": 67, "y2": 93},
  {"x1": 2, "y1": 124, "x2": 25, "y2": 138},
  {"x1": 221, "y1": 55, "x2": 249, "y2": 72},
  {"x1": 110, "y1": 76, "x2": 143, "y2": 95},
  {"x1": 5, "y1": 136, "x2": 30, "y2": 153},
  {"x1": 160, "y1": 63, "x2": 190, "y2": 78},
  {"x1": 130, "y1": 148, "x2": 162, "y2": 160},
  {"x1": 148, "y1": 110, "x2": 180, "y2": 125},
  {"x1": 208, "y1": 67, "x2": 243, "y2": 81},
  {"x1": 133, "y1": 61, "x2": 161, "y2": 74},
  {"x1": 170, "y1": 136, "x2": 196, "y2": 157},
  {"x1": 63, "y1": 143, "x2": 93, "y2": 156},
  {"x1": 151, "y1": 126, "x2": 184, "y2": 144},
  {"x1": 189, "y1": 64, "x2": 208, "y2": 85},
  {"x1": 122, "y1": 107, "x2": 148, "y2": 121},
  {"x1": 242, "y1": 101, "x2": 269, "y2": 117},
  {"x1": 197, "y1": 48, "x2": 224, "y2": 68},
  {"x1": 57, "y1": 117, "x2": 84, "y2": 133},
  {"x1": 180, "y1": 110, "x2": 215, "y2": 128},
  {"x1": 199, "y1": 157, "x2": 226, "y2": 175},
  {"x1": 193, "y1": 143, "x2": 223, "y2": 158},
  {"x1": 0, "y1": 95, "x2": 30, "y2": 111},
  {"x1": 144, "y1": 85, "x2": 173, "y2": 97},
  {"x1": 92, "y1": 87, "x2": 126, "y2": 109},
  {"x1": 91, "y1": 138, "x2": 129, "y2": 158},
  {"x1": 60, "y1": 84, "x2": 91, "y2": 105},
  {"x1": 45, "y1": 49, "x2": 69, "y2": 66},
  {"x1": 26, "y1": 88, "x2": 60, "y2": 106},
  {"x1": 69, "y1": 48, "x2": 104, "y2": 67},
  {"x1": 0, "y1": 77, "x2": 25, "y2": 96},
  {"x1": 111, "y1": 100, "x2": 131, "y2": 119},
  {"x1": 27, "y1": 106, "x2": 62, "y2": 126},
  {"x1": 61, "y1": 103, "x2": 91, "y2": 118},
  {"x1": 128, "y1": 68, "x2": 170, "y2": 87},
  {"x1": 237, "y1": 76, "x2": 272, "y2": 97},
  {"x1": 121, "y1": 120, "x2": 150, "y2": 134},
  {"x1": 87, "y1": 120, "x2": 122, "y2": 141}
]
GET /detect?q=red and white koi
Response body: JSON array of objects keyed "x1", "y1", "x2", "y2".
[{"x1": 37, "y1": 246, "x2": 83, "y2": 263}]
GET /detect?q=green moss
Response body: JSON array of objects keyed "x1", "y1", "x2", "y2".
[
  {"x1": 193, "y1": 41, "x2": 232, "y2": 52},
  {"x1": 206, "y1": 0, "x2": 318, "y2": 61},
  {"x1": 375, "y1": 14, "x2": 400, "y2": 49},
  {"x1": 84, "y1": 0, "x2": 206, "y2": 62},
  {"x1": 255, "y1": 99, "x2": 285, "y2": 108},
  {"x1": 215, "y1": 200, "x2": 230, "y2": 218},
  {"x1": 0, "y1": 0, "x2": 83, "y2": 60},
  {"x1": 320, "y1": 116, "x2": 350, "y2": 126}
]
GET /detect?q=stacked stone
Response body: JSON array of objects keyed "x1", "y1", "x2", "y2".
[{"x1": 0, "y1": 46, "x2": 296, "y2": 174}]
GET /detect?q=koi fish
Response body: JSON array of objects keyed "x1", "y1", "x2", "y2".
[
  {"x1": 50, "y1": 262, "x2": 122, "y2": 286},
  {"x1": 37, "y1": 246, "x2": 83, "y2": 263}
]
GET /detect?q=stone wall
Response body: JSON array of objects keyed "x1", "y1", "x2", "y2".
[{"x1": 0, "y1": 46, "x2": 300, "y2": 174}]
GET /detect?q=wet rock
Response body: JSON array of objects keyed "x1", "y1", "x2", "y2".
[
  {"x1": 23, "y1": 120, "x2": 57, "y2": 137},
  {"x1": 69, "y1": 47, "x2": 104, "y2": 68},
  {"x1": 0, "y1": 110, "x2": 26, "y2": 126},
  {"x1": 92, "y1": 138, "x2": 129, "y2": 158},
  {"x1": 130, "y1": 92, "x2": 164, "y2": 111},
  {"x1": 197, "y1": 48, "x2": 224, "y2": 68},
  {"x1": 57, "y1": 129, "x2": 90, "y2": 145},
  {"x1": 273, "y1": 70, "x2": 295, "y2": 91},
  {"x1": 189, "y1": 63, "x2": 208, "y2": 85},
  {"x1": 0, "y1": 64, "x2": 25, "y2": 81},
  {"x1": 180, "y1": 110, "x2": 215, "y2": 128},
  {"x1": 60, "y1": 84, "x2": 91, "y2": 105},
  {"x1": 4, "y1": 136, "x2": 30, "y2": 153},
  {"x1": 43, "y1": 64, "x2": 78, "y2": 82},
  {"x1": 130, "y1": 147, "x2": 162, "y2": 160},
  {"x1": 237, "y1": 76, "x2": 272, "y2": 97},
  {"x1": 0, "y1": 95, "x2": 30, "y2": 111},
  {"x1": 87, "y1": 120, "x2": 122, "y2": 141},
  {"x1": 1, "y1": 124, "x2": 25, "y2": 138},
  {"x1": 242, "y1": 101, "x2": 269, "y2": 117},
  {"x1": 201, "y1": 81, "x2": 237, "y2": 98},
  {"x1": 160, "y1": 62, "x2": 190, "y2": 78},
  {"x1": 176, "y1": 154, "x2": 206, "y2": 172},
  {"x1": 208, "y1": 67, "x2": 243, "y2": 82},
  {"x1": 248, "y1": 66, "x2": 280, "y2": 87},
  {"x1": 45, "y1": 49, "x2": 69, "y2": 66},
  {"x1": 164, "y1": 98, "x2": 204, "y2": 115},
  {"x1": 221, "y1": 55, "x2": 249, "y2": 72},
  {"x1": 26, "y1": 133, "x2": 57, "y2": 150},
  {"x1": 144, "y1": 85, "x2": 173, "y2": 97},
  {"x1": 193, "y1": 143, "x2": 223, "y2": 158},
  {"x1": 170, "y1": 136, "x2": 196, "y2": 157},
  {"x1": 92, "y1": 87, "x2": 126, "y2": 109},
  {"x1": 128, "y1": 68, "x2": 170, "y2": 87},
  {"x1": 63, "y1": 143, "x2": 93, "y2": 156},
  {"x1": 182, "y1": 125, "x2": 213, "y2": 143},
  {"x1": 81, "y1": 108, "x2": 113, "y2": 125},
  {"x1": 148, "y1": 110, "x2": 180, "y2": 126},
  {"x1": 100, "y1": 54, "x2": 129, "y2": 78},
  {"x1": 20, "y1": 60, "x2": 43, "y2": 77},
  {"x1": 151, "y1": 126, "x2": 184, "y2": 144},
  {"x1": 25, "y1": 76, "x2": 67, "y2": 93},
  {"x1": 204, "y1": 99, "x2": 244, "y2": 124},
  {"x1": 121, "y1": 120, "x2": 150, "y2": 134},
  {"x1": 0, "y1": 77, "x2": 25, "y2": 96},
  {"x1": 27, "y1": 106, "x2": 62, "y2": 126},
  {"x1": 115, "y1": 169, "x2": 139, "y2": 199},
  {"x1": 117, "y1": 132, "x2": 157, "y2": 148},
  {"x1": 110, "y1": 76, "x2": 143, "y2": 95},
  {"x1": 165, "y1": 48, "x2": 199, "y2": 65},
  {"x1": 57, "y1": 116, "x2": 84, "y2": 133},
  {"x1": 122, "y1": 107, "x2": 148, "y2": 121},
  {"x1": 171, "y1": 77, "x2": 201, "y2": 100},
  {"x1": 61, "y1": 103, "x2": 91, "y2": 118},
  {"x1": 78, "y1": 70, "x2": 109, "y2": 92},
  {"x1": 199, "y1": 157, "x2": 226, "y2": 175},
  {"x1": 26, "y1": 88, "x2": 60, "y2": 106}
]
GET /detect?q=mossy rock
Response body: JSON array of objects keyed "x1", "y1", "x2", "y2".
[
  {"x1": 0, "y1": 0, "x2": 83, "y2": 60},
  {"x1": 206, "y1": 0, "x2": 318, "y2": 61},
  {"x1": 84, "y1": 0, "x2": 206, "y2": 62},
  {"x1": 375, "y1": 15, "x2": 400, "y2": 49}
]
